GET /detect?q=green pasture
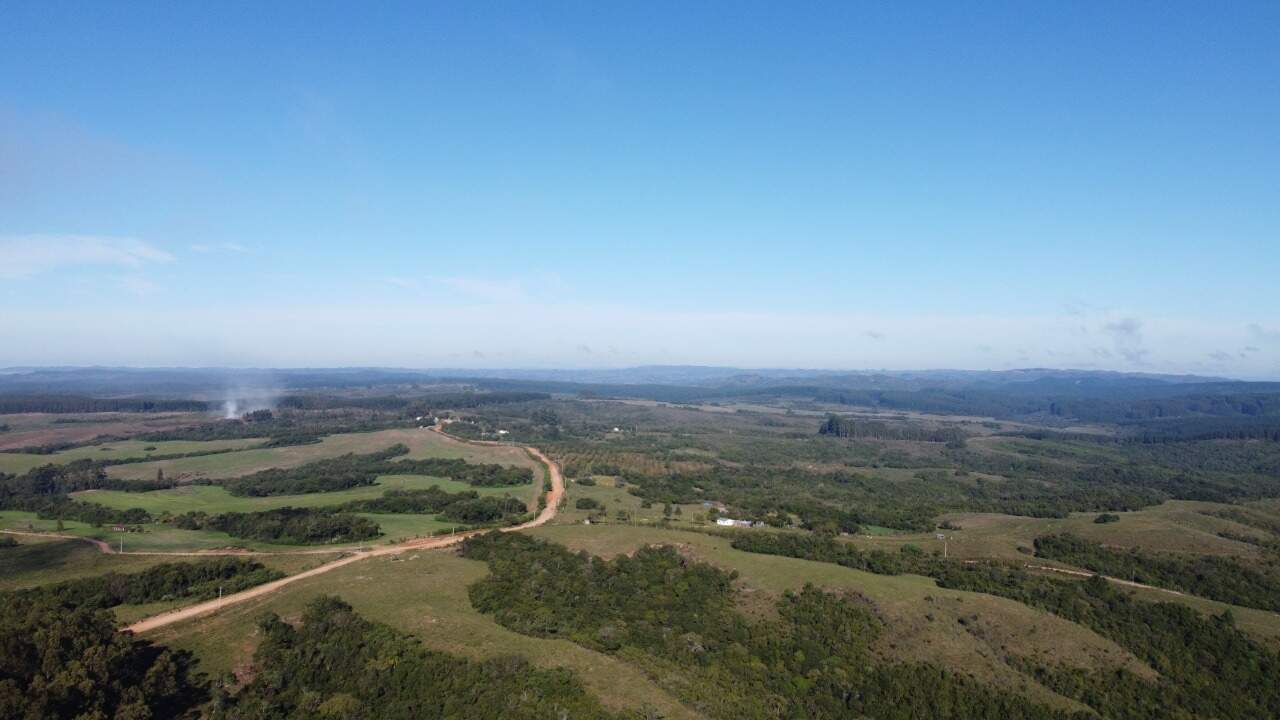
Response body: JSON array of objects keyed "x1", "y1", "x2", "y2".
[{"x1": 0, "y1": 439, "x2": 262, "y2": 475}]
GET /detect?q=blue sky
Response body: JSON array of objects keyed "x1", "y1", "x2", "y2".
[{"x1": 2, "y1": 2, "x2": 1277, "y2": 376}]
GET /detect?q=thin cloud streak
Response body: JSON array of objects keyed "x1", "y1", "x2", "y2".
[{"x1": 0, "y1": 235, "x2": 174, "y2": 279}]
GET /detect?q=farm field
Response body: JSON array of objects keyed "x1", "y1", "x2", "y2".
[
  {"x1": 0, "y1": 438, "x2": 263, "y2": 474},
  {"x1": 0, "y1": 411, "x2": 209, "y2": 451},
  {"x1": 74, "y1": 472, "x2": 533, "y2": 514},
  {"x1": 106, "y1": 427, "x2": 543, "y2": 482}
]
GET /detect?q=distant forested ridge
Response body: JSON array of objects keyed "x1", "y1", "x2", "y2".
[{"x1": 0, "y1": 393, "x2": 208, "y2": 414}]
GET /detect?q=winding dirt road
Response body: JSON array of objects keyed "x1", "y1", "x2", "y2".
[{"x1": 105, "y1": 431, "x2": 564, "y2": 634}]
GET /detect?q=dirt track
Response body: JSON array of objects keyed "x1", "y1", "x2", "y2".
[{"x1": 102, "y1": 430, "x2": 565, "y2": 634}]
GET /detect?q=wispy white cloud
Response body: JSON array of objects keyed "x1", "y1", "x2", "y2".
[
  {"x1": 430, "y1": 275, "x2": 527, "y2": 303},
  {"x1": 0, "y1": 235, "x2": 174, "y2": 279},
  {"x1": 190, "y1": 242, "x2": 250, "y2": 254},
  {"x1": 385, "y1": 276, "x2": 421, "y2": 290}
]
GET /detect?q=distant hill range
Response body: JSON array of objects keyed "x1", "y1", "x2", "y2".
[{"x1": 2, "y1": 366, "x2": 1279, "y2": 439}]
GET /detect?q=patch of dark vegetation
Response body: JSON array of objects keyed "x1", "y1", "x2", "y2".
[
  {"x1": 8, "y1": 558, "x2": 283, "y2": 610},
  {"x1": 221, "y1": 445, "x2": 410, "y2": 496},
  {"x1": 0, "y1": 393, "x2": 208, "y2": 414},
  {"x1": 173, "y1": 507, "x2": 381, "y2": 545},
  {"x1": 461, "y1": 532, "x2": 1084, "y2": 720},
  {"x1": 1032, "y1": 533, "x2": 1280, "y2": 611},
  {"x1": 208, "y1": 594, "x2": 621, "y2": 720},
  {"x1": 340, "y1": 487, "x2": 528, "y2": 524},
  {"x1": 0, "y1": 593, "x2": 207, "y2": 718},
  {"x1": 819, "y1": 414, "x2": 966, "y2": 443}
]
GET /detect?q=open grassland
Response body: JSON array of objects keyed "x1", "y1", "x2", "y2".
[
  {"x1": 528, "y1": 523, "x2": 1150, "y2": 713},
  {"x1": 73, "y1": 474, "x2": 525, "y2": 514},
  {"x1": 0, "y1": 534, "x2": 325, "y2": 592},
  {"x1": 106, "y1": 428, "x2": 544, "y2": 482},
  {"x1": 0, "y1": 438, "x2": 264, "y2": 474},
  {"x1": 839, "y1": 500, "x2": 1268, "y2": 563},
  {"x1": 141, "y1": 549, "x2": 701, "y2": 720}
]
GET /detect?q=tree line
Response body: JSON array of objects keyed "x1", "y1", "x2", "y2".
[
  {"x1": 9, "y1": 558, "x2": 283, "y2": 610},
  {"x1": 173, "y1": 507, "x2": 382, "y2": 545}
]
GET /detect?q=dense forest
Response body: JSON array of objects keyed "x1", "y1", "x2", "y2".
[{"x1": 0, "y1": 592, "x2": 207, "y2": 719}]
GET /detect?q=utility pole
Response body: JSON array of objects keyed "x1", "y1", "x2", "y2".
[{"x1": 119, "y1": 533, "x2": 124, "y2": 554}]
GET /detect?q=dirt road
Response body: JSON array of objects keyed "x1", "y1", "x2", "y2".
[
  {"x1": 118, "y1": 431, "x2": 564, "y2": 634},
  {"x1": 1023, "y1": 563, "x2": 1186, "y2": 596}
]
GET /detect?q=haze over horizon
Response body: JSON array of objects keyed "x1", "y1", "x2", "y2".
[{"x1": 3, "y1": 3, "x2": 1277, "y2": 377}]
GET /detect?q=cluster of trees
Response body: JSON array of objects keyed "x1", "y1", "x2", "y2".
[
  {"x1": 207, "y1": 595, "x2": 621, "y2": 719},
  {"x1": 0, "y1": 592, "x2": 207, "y2": 718},
  {"x1": 1032, "y1": 533, "x2": 1280, "y2": 611},
  {"x1": 10, "y1": 558, "x2": 282, "y2": 610},
  {"x1": 730, "y1": 530, "x2": 1280, "y2": 719},
  {"x1": 340, "y1": 487, "x2": 528, "y2": 523},
  {"x1": 384, "y1": 456, "x2": 533, "y2": 487},
  {"x1": 0, "y1": 463, "x2": 168, "y2": 526},
  {"x1": 174, "y1": 507, "x2": 381, "y2": 544},
  {"x1": 461, "y1": 532, "x2": 1084, "y2": 720},
  {"x1": 819, "y1": 415, "x2": 966, "y2": 443}
]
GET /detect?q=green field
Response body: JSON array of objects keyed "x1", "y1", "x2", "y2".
[
  {"x1": 0, "y1": 439, "x2": 263, "y2": 474},
  {"x1": 74, "y1": 474, "x2": 528, "y2": 514},
  {"x1": 106, "y1": 428, "x2": 544, "y2": 482}
]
